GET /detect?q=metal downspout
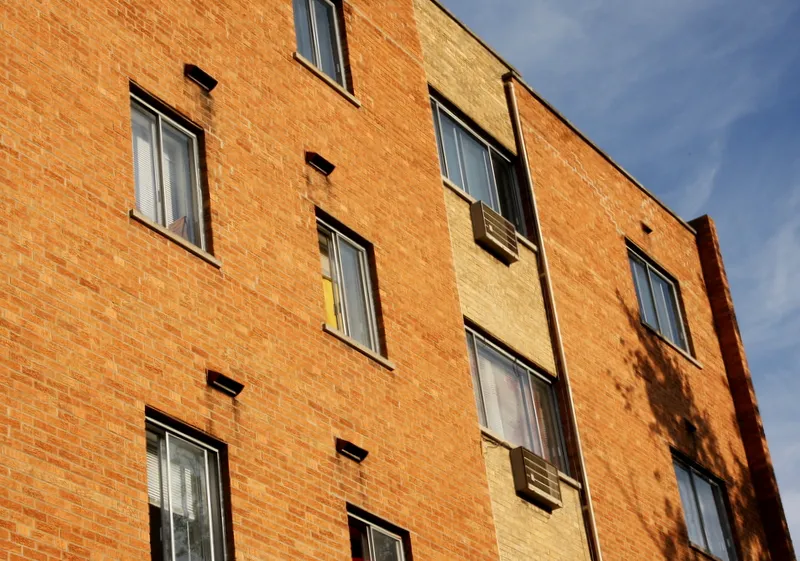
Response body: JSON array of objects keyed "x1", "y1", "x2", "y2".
[{"x1": 503, "y1": 73, "x2": 604, "y2": 561}]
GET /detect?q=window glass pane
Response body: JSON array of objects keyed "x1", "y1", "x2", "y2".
[
  {"x1": 161, "y1": 122, "x2": 197, "y2": 245},
  {"x1": 466, "y1": 332, "x2": 486, "y2": 427},
  {"x1": 370, "y1": 527, "x2": 402, "y2": 561},
  {"x1": 695, "y1": 476, "x2": 731, "y2": 561},
  {"x1": 629, "y1": 255, "x2": 658, "y2": 328},
  {"x1": 530, "y1": 375, "x2": 565, "y2": 471},
  {"x1": 319, "y1": 229, "x2": 340, "y2": 329},
  {"x1": 167, "y1": 435, "x2": 214, "y2": 561},
  {"x1": 349, "y1": 517, "x2": 369, "y2": 561},
  {"x1": 476, "y1": 340, "x2": 536, "y2": 450},
  {"x1": 674, "y1": 462, "x2": 706, "y2": 548},
  {"x1": 492, "y1": 152, "x2": 526, "y2": 235},
  {"x1": 439, "y1": 112, "x2": 463, "y2": 188},
  {"x1": 313, "y1": 0, "x2": 343, "y2": 84},
  {"x1": 459, "y1": 129, "x2": 496, "y2": 209},
  {"x1": 651, "y1": 272, "x2": 686, "y2": 349},
  {"x1": 131, "y1": 103, "x2": 160, "y2": 223},
  {"x1": 338, "y1": 239, "x2": 374, "y2": 349},
  {"x1": 293, "y1": 0, "x2": 314, "y2": 61},
  {"x1": 431, "y1": 102, "x2": 446, "y2": 174}
]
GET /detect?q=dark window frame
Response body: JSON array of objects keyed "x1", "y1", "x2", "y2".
[
  {"x1": 347, "y1": 504, "x2": 413, "y2": 561},
  {"x1": 145, "y1": 407, "x2": 235, "y2": 561},
  {"x1": 430, "y1": 93, "x2": 532, "y2": 238},
  {"x1": 129, "y1": 83, "x2": 213, "y2": 253},
  {"x1": 672, "y1": 454, "x2": 739, "y2": 561},
  {"x1": 293, "y1": 0, "x2": 351, "y2": 88},
  {"x1": 316, "y1": 210, "x2": 384, "y2": 354},
  {"x1": 627, "y1": 243, "x2": 691, "y2": 353}
]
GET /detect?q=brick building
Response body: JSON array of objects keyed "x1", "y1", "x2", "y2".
[{"x1": 0, "y1": 0, "x2": 793, "y2": 561}]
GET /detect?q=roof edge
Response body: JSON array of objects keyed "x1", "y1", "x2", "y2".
[{"x1": 426, "y1": 0, "x2": 697, "y2": 236}]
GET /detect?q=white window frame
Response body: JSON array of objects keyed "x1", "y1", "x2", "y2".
[
  {"x1": 146, "y1": 416, "x2": 228, "y2": 561},
  {"x1": 296, "y1": 0, "x2": 348, "y2": 87},
  {"x1": 318, "y1": 218, "x2": 380, "y2": 352},
  {"x1": 348, "y1": 512, "x2": 407, "y2": 561},
  {"x1": 431, "y1": 98, "x2": 515, "y2": 210},
  {"x1": 466, "y1": 327, "x2": 567, "y2": 471},
  {"x1": 673, "y1": 458, "x2": 738, "y2": 561},
  {"x1": 628, "y1": 248, "x2": 689, "y2": 351},
  {"x1": 131, "y1": 93, "x2": 206, "y2": 250}
]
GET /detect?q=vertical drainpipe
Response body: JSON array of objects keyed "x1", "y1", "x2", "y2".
[{"x1": 503, "y1": 72, "x2": 604, "y2": 561}]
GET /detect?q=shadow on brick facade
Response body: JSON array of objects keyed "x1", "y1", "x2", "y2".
[{"x1": 611, "y1": 289, "x2": 764, "y2": 561}]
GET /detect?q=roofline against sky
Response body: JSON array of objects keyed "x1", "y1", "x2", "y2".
[{"x1": 426, "y1": 0, "x2": 698, "y2": 236}]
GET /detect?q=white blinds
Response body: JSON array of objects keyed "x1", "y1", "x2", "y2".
[{"x1": 131, "y1": 103, "x2": 160, "y2": 223}]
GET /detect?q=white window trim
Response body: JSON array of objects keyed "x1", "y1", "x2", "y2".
[
  {"x1": 318, "y1": 218, "x2": 380, "y2": 353},
  {"x1": 628, "y1": 248, "x2": 689, "y2": 352},
  {"x1": 131, "y1": 93, "x2": 206, "y2": 251}
]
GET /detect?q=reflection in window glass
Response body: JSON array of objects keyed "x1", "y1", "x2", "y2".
[{"x1": 293, "y1": 0, "x2": 346, "y2": 86}]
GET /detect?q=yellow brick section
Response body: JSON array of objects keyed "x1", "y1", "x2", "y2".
[
  {"x1": 444, "y1": 187, "x2": 557, "y2": 373},
  {"x1": 482, "y1": 436, "x2": 593, "y2": 561},
  {"x1": 413, "y1": 0, "x2": 515, "y2": 151}
]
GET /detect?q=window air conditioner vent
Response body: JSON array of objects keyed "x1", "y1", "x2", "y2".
[
  {"x1": 470, "y1": 201, "x2": 519, "y2": 264},
  {"x1": 510, "y1": 446, "x2": 563, "y2": 510}
]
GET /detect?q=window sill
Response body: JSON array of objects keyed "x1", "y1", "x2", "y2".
[
  {"x1": 478, "y1": 428, "x2": 579, "y2": 489},
  {"x1": 129, "y1": 209, "x2": 221, "y2": 268},
  {"x1": 689, "y1": 543, "x2": 729, "y2": 561},
  {"x1": 441, "y1": 177, "x2": 538, "y2": 252},
  {"x1": 293, "y1": 52, "x2": 361, "y2": 108},
  {"x1": 322, "y1": 323, "x2": 395, "y2": 371},
  {"x1": 641, "y1": 321, "x2": 703, "y2": 369}
]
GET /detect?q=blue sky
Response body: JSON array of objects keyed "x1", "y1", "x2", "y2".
[{"x1": 440, "y1": 0, "x2": 800, "y2": 543}]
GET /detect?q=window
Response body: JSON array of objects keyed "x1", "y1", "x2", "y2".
[
  {"x1": 146, "y1": 414, "x2": 228, "y2": 561},
  {"x1": 348, "y1": 511, "x2": 408, "y2": 561},
  {"x1": 318, "y1": 218, "x2": 380, "y2": 352},
  {"x1": 466, "y1": 329, "x2": 567, "y2": 471},
  {"x1": 628, "y1": 248, "x2": 688, "y2": 351},
  {"x1": 430, "y1": 97, "x2": 527, "y2": 236},
  {"x1": 673, "y1": 458, "x2": 737, "y2": 561},
  {"x1": 293, "y1": 0, "x2": 347, "y2": 86},
  {"x1": 131, "y1": 93, "x2": 206, "y2": 249}
]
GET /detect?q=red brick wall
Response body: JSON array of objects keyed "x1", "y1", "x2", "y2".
[
  {"x1": 0, "y1": 0, "x2": 501, "y2": 559},
  {"x1": 514, "y1": 81, "x2": 773, "y2": 560},
  {"x1": 692, "y1": 215, "x2": 795, "y2": 560}
]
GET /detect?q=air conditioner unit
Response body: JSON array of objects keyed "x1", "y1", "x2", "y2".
[
  {"x1": 470, "y1": 201, "x2": 519, "y2": 264},
  {"x1": 510, "y1": 446, "x2": 563, "y2": 510}
]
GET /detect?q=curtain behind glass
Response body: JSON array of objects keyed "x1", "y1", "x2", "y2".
[
  {"x1": 338, "y1": 239, "x2": 373, "y2": 349},
  {"x1": 131, "y1": 104, "x2": 160, "y2": 224},
  {"x1": 476, "y1": 341, "x2": 536, "y2": 451},
  {"x1": 530, "y1": 376, "x2": 564, "y2": 470},
  {"x1": 293, "y1": 0, "x2": 314, "y2": 61}
]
